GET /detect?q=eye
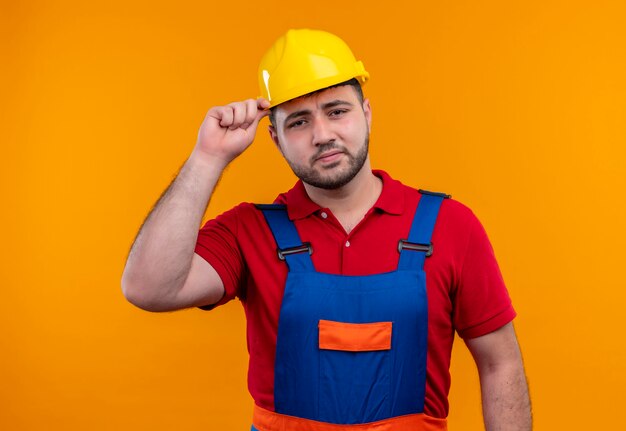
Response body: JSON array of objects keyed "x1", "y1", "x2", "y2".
[
  {"x1": 287, "y1": 119, "x2": 306, "y2": 129},
  {"x1": 329, "y1": 109, "x2": 348, "y2": 117}
]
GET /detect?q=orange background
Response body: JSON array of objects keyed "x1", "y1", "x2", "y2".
[{"x1": 3, "y1": 1, "x2": 625, "y2": 429}]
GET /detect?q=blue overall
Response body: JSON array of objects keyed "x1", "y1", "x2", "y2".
[{"x1": 254, "y1": 191, "x2": 447, "y2": 428}]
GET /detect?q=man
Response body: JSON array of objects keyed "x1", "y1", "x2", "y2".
[{"x1": 122, "y1": 29, "x2": 531, "y2": 430}]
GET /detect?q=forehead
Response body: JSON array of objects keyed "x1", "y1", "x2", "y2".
[{"x1": 273, "y1": 85, "x2": 360, "y2": 121}]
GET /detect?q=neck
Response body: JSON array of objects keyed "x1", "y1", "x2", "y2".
[{"x1": 302, "y1": 161, "x2": 382, "y2": 219}]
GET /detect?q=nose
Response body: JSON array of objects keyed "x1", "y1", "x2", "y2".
[{"x1": 311, "y1": 116, "x2": 335, "y2": 147}]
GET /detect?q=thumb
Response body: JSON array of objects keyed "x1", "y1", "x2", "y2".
[
  {"x1": 247, "y1": 98, "x2": 271, "y2": 131},
  {"x1": 255, "y1": 97, "x2": 271, "y2": 120}
]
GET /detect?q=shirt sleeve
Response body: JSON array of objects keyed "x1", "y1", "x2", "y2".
[
  {"x1": 453, "y1": 210, "x2": 516, "y2": 339},
  {"x1": 194, "y1": 204, "x2": 247, "y2": 310}
]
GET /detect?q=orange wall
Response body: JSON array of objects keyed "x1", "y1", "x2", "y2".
[{"x1": 3, "y1": 1, "x2": 625, "y2": 429}]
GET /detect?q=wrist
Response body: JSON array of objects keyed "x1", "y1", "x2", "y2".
[{"x1": 188, "y1": 149, "x2": 230, "y2": 173}]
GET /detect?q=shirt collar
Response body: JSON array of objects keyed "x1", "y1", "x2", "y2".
[{"x1": 278, "y1": 169, "x2": 405, "y2": 220}]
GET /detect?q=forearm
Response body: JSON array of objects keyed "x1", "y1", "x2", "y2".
[
  {"x1": 121, "y1": 152, "x2": 226, "y2": 306},
  {"x1": 479, "y1": 360, "x2": 532, "y2": 431},
  {"x1": 122, "y1": 97, "x2": 269, "y2": 309}
]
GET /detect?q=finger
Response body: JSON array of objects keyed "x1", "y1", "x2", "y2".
[
  {"x1": 207, "y1": 106, "x2": 233, "y2": 127},
  {"x1": 240, "y1": 99, "x2": 258, "y2": 129},
  {"x1": 215, "y1": 106, "x2": 234, "y2": 128},
  {"x1": 254, "y1": 104, "x2": 271, "y2": 123},
  {"x1": 244, "y1": 104, "x2": 271, "y2": 136},
  {"x1": 255, "y1": 105, "x2": 270, "y2": 122},
  {"x1": 257, "y1": 97, "x2": 270, "y2": 110},
  {"x1": 227, "y1": 102, "x2": 246, "y2": 130},
  {"x1": 255, "y1": 98, "x2": 271, "y2": 121}
]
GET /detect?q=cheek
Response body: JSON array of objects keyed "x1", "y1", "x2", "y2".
[
  {"x1": 276, "y1": 139, "x2": 304, "y2": 163},
  {"x1": 279, "y1": 132, "x2": 309, "y2": 153},
  {"x1": 341, "y1": 120, "x2": 367, "y2": 142}
]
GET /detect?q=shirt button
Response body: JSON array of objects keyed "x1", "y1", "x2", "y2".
[
  {"x1": 320, "y1": 211, "x2": 328, "y2": 219},
  {"x1": 345, "y1": 240, "x2": 351, "y2": 247}
]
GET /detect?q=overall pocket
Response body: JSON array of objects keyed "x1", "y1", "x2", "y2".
[{"x1": 317, "y1": 320, "x2": 393, "y2": 424}]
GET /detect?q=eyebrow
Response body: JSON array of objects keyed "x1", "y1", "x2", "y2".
[{"x1": 283, "y1": 99, "x2": 354, "y2": 124}]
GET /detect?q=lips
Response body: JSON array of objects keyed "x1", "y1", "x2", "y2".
[{"x1": 315, "y1": 150, "x2": 343, "y2": 162}]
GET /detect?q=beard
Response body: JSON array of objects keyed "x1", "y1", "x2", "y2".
[{"x1": 286, "y1": 134, "x2": 370, "y2": 190}]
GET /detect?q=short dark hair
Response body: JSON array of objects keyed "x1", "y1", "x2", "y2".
[{"x1": 268, "y1": 77, "x2": 364, "y2": 127}]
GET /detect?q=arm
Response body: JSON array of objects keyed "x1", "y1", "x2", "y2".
[
  {"x1": 121, "y1": 98, "x2": 270, "y2": 312},
  {"x1": 465, "y1": 322, "x2": 532, "y2": 431}
]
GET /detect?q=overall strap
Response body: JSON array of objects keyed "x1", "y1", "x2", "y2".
[
  {"x1": 397, "y1": 190, "x2": 450, "y2": 271},
  {"x1": 257, "y1": 204, "x2": 315, "y2": 273}
]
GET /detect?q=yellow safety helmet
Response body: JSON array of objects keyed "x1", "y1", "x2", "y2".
[{"x1": 258, "y1": 29, "x2": 369, "y2": 108}]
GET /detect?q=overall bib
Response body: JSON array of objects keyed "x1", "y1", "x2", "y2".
[{"x1": 252, "y1": 191, "x2": 449, "y2": 431}]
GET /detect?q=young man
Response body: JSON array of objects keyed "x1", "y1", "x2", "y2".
[{"x1": 122, "y1": 29, "x2": 531, "y2": 431}]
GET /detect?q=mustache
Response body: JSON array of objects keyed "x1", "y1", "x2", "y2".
[{"x1": 310, "y1": 142, "x2": 345, "y2": 163}]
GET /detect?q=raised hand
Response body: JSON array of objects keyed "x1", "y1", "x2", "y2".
[{"x1": 193, "y1": 98, "x2": 270, "y2": 167}]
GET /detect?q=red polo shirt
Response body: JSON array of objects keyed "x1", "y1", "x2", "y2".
[{"x1": 194, "y1": 170, "x2": 515, "y2": 419}]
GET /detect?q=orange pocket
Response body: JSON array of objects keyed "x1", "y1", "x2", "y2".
[{"x1": 318, "y1": 320, "x2": 392, "y2": 352}]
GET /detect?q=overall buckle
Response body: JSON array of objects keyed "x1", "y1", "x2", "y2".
[
  {"x1": 397, "y1": 239, "x2": 433, "y2": 257},
  {"x1": 277, "y1": 243, "x2": 313, "y2": 261}
]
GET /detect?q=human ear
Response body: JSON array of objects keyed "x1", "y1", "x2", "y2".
[
  {"x1": 362, "y1": 98, "x2": 372, "y2": 132},
  {"x1": 268, "y1": 125, "x2": 284, "y2": 155}
]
